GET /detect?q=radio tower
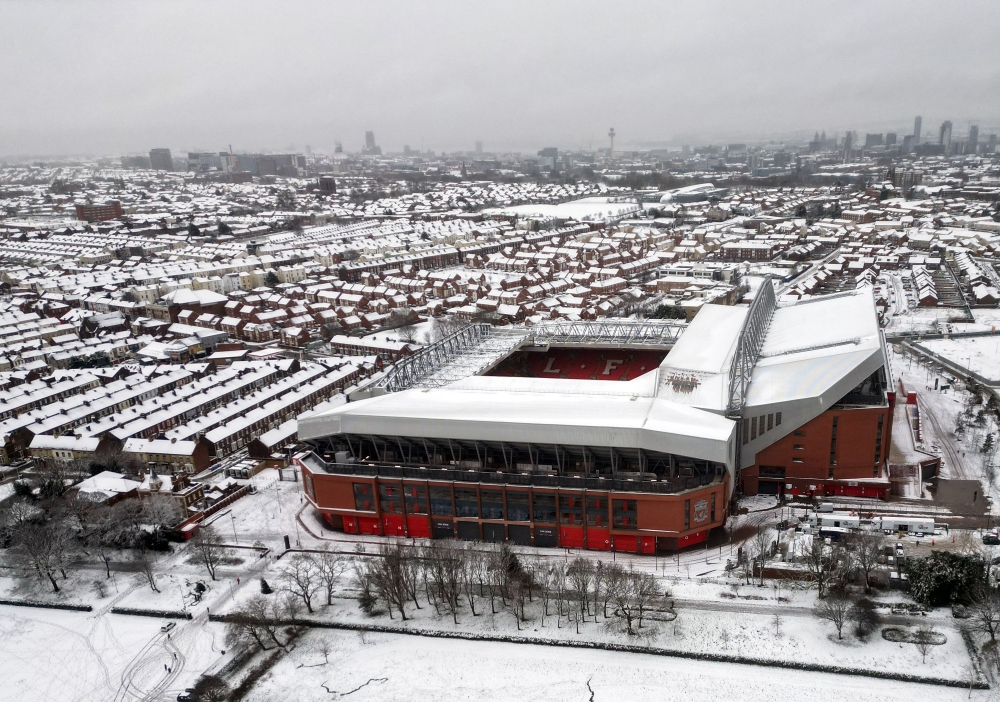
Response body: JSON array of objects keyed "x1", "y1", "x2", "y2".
[{"x1": 608, "y1": 127, "x2": 616, "y2": 158}]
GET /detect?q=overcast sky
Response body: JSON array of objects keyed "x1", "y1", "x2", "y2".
[{"x1": 2, "y1": 0, "x2": 999, "y2": 157}]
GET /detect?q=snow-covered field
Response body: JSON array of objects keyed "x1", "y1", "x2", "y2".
[
  {"x1": 483, "y1": 196, "x2": 643, "y2": 223},
  {"x1": 244, "y1": 628, "x2": 979, "y2": 702},
  {"x1": 919, "y1": 336, "x2": 1000, "y2": 382},
  {"x1": 886, "y1": 307, "x2": 970, "y2": 334},
  {"x1": 0, "y1": 605, "x2": 227, "y2": 702}
]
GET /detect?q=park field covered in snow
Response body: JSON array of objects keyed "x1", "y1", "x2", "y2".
[{"x1": 242, "y1": 628, "x2": 979, "y2": 702}]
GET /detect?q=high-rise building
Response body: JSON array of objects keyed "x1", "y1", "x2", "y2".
[
  {"x1": 75, "y1": 201, "x2": 123, "y2": 222},
  {"x1": 149, "y1": 148, "x2": 173, "y2": 171},
  {"x1": 843, "y1": 131, "x2": 853, "y2": 163},
  {"x1": 120, "y1": 155, "x2": 151, "y2": 169},
  {"x1": 864, "y1": 133, "x2": 883, "y2": 148},
  {"x1": 403, "y1": 145, "x2": 412, "y2": 156},
  {"x1": 318, "y1": 175, "x2": 337, "y2": 194},
  {"x1": 187, "y1": 152, "x2": 222, "y2": 171},
  {"x1": 885, "y1": 133, "x2": 897, "y2": 147},
  {"x1": 939, "y1": 121, "x2": 952, "y2": 150},
  {"x1": 537, "y1": 147, "x2": 559, "y2": 169},
  {"x1": 902, "y1": 135, "x2": 914, "y2": 154},
  {"x1": 989, "y1": 134, "x2": 998, "y2": 154},
  {"x1": 362, "y1": 131, "x2": 381, "y2": 155},
  {"x1": 913, "y1": 116, "x2": 922, "y2": 144},
  {"x1": 475, "y1": 141, "x2": 483, "y2": 154},
  {"x1": 969, "y1": 125, "x2": 979, "y2": 154}
]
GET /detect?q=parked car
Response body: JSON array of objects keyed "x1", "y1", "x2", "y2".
[{"x1": 161, "y1": 621, "x2": 177, "y2": 633}]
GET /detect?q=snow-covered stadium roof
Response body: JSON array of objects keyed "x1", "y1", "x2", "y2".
[
  {"x1": 740, "y1": 290, "x2": 887, "y2": 466},
  {"x1": 298, "y1": 288, "x2": 887, "y2": 474},
  {"x1": 298, "y1": 380, "x2": 736, "y2": 467}
]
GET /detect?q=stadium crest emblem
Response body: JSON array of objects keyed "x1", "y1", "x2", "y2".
[{"x1": 693, "y1": 499, "x2": 709, "y2": 523}]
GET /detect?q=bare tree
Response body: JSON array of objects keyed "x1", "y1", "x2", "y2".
[
  {"x1": 537, "y1": 564, "x2": 553, "y2": 625},
  {"x1": 591, "y1": 561, "x2": 606, "y2": 622},
  {"x1": 425, "y1": 542, "x2": 462, "y2": 624},
  {"x1": 431, "y1": 315, "x2": 467, "y2": 342},
  {"x1": 190, "y1": 525, "x2": 230, "y2": 581},
  {"x1": 0, "y1": 499, "x2": 36, "y2": 542},
  {"x1": 600, "y1": 562, "x2": 626, "y2": 618},
  {"x1": 400, "y1": 546, "x2": 423, "y2": 610},
  {"x1": 915, "y1": 625, "x2": 937, "y2": 664},
  {"x1": 632, "y1": 569, "x2": 662, "y2": 630},
  {"x1": 460, "y1": 546, "x2": 482, "y2": 617},
  {"x1": 314, "y1": 546, "x2": 347, "y2": 606},
  {"x1": 507, "y1": 575, "x2": 527, "y2": 630},
  {"x1": 281, "y1": 554, "x2": 322, "y2": 614},
  {"x1": 483, "y1": 543, "x2": 505, "y2": 614},
  {"x1": 362, "y1": 543, "x2": 410, "y2": 620},
  {"x1": 88, "y1": 504, "x2": 121, "y2": 578},
  {"x1": 398, "y1": 323, "x2": 419, "y2": 344},
  {"x1": 971, "y1": 585, "x2": 1000, "y2": 642},
  {"x1": 135, "y1": 548, "x2": 160, "y2": 592},
  {"x1": 568, "y1": 558, "x2": 595, "y2": 621},
  {"x1": 225, "y1": 594, "x2": 289, "y2": 651},
  {"x1": 553, "y1": 565, "x2": 568, "y2": 627},
  {"x1": 814, "y1": 589, "x2": 851, "y2": 640},
  {"x1": 846, "y1": 531, "x2": 883, "y2": 593},
  {"x1": 610, "y1": 566, "x2": 640, "y2": 635},
  {"x1": 11, "y1": 520, "x2": 72, "y2": 592},
  {"x1": 60, "y1": 492, "x2": 100, "y2": 537},
  {"x1": 316, "y1": 638, "x2": 332, "y2": 665},
  {"x1": 142, "y1": 495, "x2": 181, "y2": 540},
  {"x1": 804, "y1": 539, "x2": 835, "y2": 599},
  {"x1": 752, "y1": 525, "x2": 775, "y2": 586}
]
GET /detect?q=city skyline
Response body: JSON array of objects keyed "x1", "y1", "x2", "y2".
[{"x1": 2, "y1": 0, "x2": 999, "y2": 157}]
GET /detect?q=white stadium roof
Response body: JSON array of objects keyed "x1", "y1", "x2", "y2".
[
  {"x1": 299, "y1": 381, "x2": 736, "y2": 467},
  {"x1": 298, "y1": 288, "x2": 887, "y2": 476}
]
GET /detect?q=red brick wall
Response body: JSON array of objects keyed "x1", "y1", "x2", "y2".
[{"x1": 745, "y1": 405, "x2": 891, "y2": 492}]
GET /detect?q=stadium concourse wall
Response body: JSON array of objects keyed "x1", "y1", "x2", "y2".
[{"x1": 296, "y1": 453, "x2": 729, "y2": 553}]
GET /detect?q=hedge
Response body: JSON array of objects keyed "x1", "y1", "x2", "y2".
[
  {"x1": 0, "y1": 598, "x2": 92, "y2": 612},
  {"x1": 110, "y1": 607, "x2": 193, "y2": 619}
]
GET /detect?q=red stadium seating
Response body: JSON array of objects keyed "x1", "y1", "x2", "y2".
[{"x1": 488, "y1": 348, "x2": 666, "y2": 381}]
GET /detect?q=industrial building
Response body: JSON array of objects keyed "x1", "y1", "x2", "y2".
[{"x1": 296, "y1": 285, "x2": 893, "y2": 553}]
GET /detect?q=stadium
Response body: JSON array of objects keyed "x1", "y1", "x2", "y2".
[{"x1": 296, "y1": 284, "x2": 893, "y2": 553}]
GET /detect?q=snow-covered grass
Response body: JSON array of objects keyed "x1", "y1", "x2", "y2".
[
  {"x1": 112, "y1": 570, "x2": 224, "y2": 614},
  {"x1": 0, "y1": 606, "x2": 177, "y2": 702},
  {"x1": 242, "y1": 627, "x2": 979, "y2": 702},
  {"x1": 919, "y1": 336, "x2": 1000, "y2": 383},
  {"x1": 0, "y1": 568, "x2": 107, "y2": 608},
  {"x1": 886, "y1": 307, "x2": 970, "y2": 334}
]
